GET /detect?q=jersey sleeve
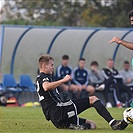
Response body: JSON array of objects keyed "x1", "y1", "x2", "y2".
[{"x1": 40, "y1": 75, "x2": 51, "y2": 86}]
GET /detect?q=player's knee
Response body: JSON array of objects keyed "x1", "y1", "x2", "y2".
[
  {"x1": 90, "y1": 122, "x2": 96, "y2": 129},
  {"x1": 85, "y1": 120, "x2": 96, "y2": 129},
  {"x1": 89, "y1": 96, "x2": 99, "y2": 105}
]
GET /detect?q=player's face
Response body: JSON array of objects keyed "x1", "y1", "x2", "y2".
[
  {"x1": 130, "y1": 16, "x2": 133, "y2": 26},
  {"x1": 124, "y1": 63, "x2": 130, "y2": 71},
  {"x1": 79, "y1": 60, "x2": 85, "y2": 69},
  {"x1": 44, "y1": 59, "x2": 54, "y2": 74},
  {"x1": 62, "y1": 59, "x2": 69, "y2": 67},
  {"x1": 107, "y1": 60, "x2": 114, "y2": 68},
  {"x1": 91, "y1": 65, "x2": 98, "y2": 72}
]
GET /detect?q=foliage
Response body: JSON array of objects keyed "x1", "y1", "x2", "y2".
[{"x1": 1, "y1": 0, "x2": 132, "y2": 27}]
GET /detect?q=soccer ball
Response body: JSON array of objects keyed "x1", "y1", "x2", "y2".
[{"x1": 123, "y1": 107, "x2": 133, "y2": 124}]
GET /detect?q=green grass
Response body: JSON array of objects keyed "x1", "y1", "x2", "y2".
[{"x1": 0, "y1": 107, "x2": 133, "y2": 133}]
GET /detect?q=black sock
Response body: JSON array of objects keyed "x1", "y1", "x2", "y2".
[
  {"x1": 82, "y1": 123, "x2": 91, "y2": 129},
  {"x1": 93, "y1": 100, "x2": 114, "y2": 123}
]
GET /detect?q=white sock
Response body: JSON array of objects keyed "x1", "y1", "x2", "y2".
[{"x1": 109, "y1": 119, "x2": 115, "y2": 125}]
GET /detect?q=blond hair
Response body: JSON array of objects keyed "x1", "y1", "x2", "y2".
[{"x1": 39, "y1": 54, "x2": 53, "y2": 68}]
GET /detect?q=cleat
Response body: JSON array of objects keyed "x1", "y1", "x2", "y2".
[
  {"x1": 111, "y1": 120, "x2": 128, "y2": 130},
  {"x1": 111, "y1": 120, "x2": 121, "y2": 130},
  {"x1": 117, "y1": 119, "x2": 128, "y2": 130},
  {"x1": 69, "y1": 124, "x2": 85, "y2": 130}
]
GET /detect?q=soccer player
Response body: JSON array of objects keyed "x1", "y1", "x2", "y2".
[
  {"x1": 36, "y1": 54, "x2": 128, "y2": 130},
  {"x1": 55, "y1": 55, "x2": 72, "y2": 101}
]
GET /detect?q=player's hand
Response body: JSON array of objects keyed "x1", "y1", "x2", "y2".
[
  {"x1": 109, "y1": 36, "x2": 121, "y2": 44},
  {"x1": 126, "y1": 78, "x2": 132, "y2": 83},
  {"x1": 63, "y1": 75, "x2": 72, "y2": 83}
]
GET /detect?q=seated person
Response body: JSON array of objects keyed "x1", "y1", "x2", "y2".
[
  {"x1": 70, "y1": 58, "x2": 95, "y2": 98},
  {"x1": 55, "y1": 55, "x2": 72, "y2": 101},
  {"x1": 119, "y1": 61, "x2": 133, "y2": 87},
  {"x1": 101, "y1": 59, "x2": 131, "y2": 108},
  {"x1": 119, "y1": 61, "x2": 133, "y2": 104},
  {"x1": 88, "y1": 61, "x2": 105, "y2": 89},
  {"x1": 88, "y1": 61, "x2": 113, "y2": 108}
]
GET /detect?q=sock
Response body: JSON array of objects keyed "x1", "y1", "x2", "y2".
[
  {"x1": 82, "y1": 123, "x2": 91, "y2": 129},
  {"x1": 93, "y1": 100, "x2": 114, "y2": 123},
  {"x1": 109, "y1": 119, "x2": 115, "y2": 126}
]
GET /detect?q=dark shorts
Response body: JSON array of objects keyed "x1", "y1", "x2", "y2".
[{"x1": 51, "y1": 97, "x2": 90, "y2": 129}]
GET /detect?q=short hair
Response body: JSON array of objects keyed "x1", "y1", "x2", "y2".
[
  {"x1": 79, "y1": 58, "x2": 85, "y2": 61},
  {"x1": 107, "y1": 58, "x2": 113, "y2": 61},
  {"x1": 128, "y1": 10, "x2": 133, "y2": 19},
  {"x1": 124, "y1": 60, "x2": 130, "y2": 64},
  {"x1": 39, "y1": 54, "x2": 53, "y2": 68},
  {"x1": 91, "y1": 61, "x2": 99, "y2": 66},
  {"x1": 62, "y1": 55, "x2": 69, "y2": 60}
]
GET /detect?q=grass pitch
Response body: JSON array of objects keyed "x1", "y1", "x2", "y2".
[{"x1": 0, "y1": 107, "x2": 133, "y2": 133}]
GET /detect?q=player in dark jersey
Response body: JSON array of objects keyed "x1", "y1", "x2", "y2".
[{"x1": 36, "y1": 54, "x2": 128, "y2": 130}]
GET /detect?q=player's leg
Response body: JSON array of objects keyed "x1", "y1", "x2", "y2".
[
  {"x1": 90, "y1": 96, "x2": 115, "y2": 123},
  {"x1": 85, "y1": 119, "x2": 96, "y2": 129},
  {"x1": 73, "y1": 96, "x2": 128, "y2": 130},
  {"x1": 89, "y1": 96, "x2": 128, "y2": 130},
  {"x1": 71, "y1": 97, "x2": 112, "y2": 130},
  {"x1": 68, "y1": 117, "x2": 96, "y2": 130},
  {"x1": 73, "y1": 96, "x2": 115, "y2": 123},
  {"x1": 53, "y1": 98, "x2": 95, "y2": 130}
]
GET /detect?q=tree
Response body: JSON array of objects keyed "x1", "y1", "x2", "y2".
[{"x1": 1, "y1": 0, "x2": 132, "y2": 27}]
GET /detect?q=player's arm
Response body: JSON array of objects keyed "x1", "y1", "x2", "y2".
[
  {"x1": 109, "y1": 36, "x2": 133, "y2": 50},
  {"x1": 43, "y1": 75, "x2": 71, "y2": 91}
]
